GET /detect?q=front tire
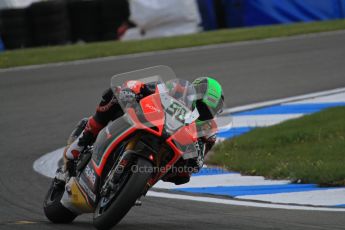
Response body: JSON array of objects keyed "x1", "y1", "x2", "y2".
[
  {"x1": 43, "y1": 179, "x2": 77, "y2": 223},
  {"x1": 93, "y1": 157, "x2": 152, "y2": 230}
]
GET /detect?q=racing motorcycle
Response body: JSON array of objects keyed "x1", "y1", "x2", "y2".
[{"x1": 43, "y1": 66, "x2": 214, "y2": 230}]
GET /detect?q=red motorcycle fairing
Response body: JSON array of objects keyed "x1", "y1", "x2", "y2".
[
  {"x1": 75, "y1": 93, "x2": 198, "y2": 208},
  {"x1": 127, "y1": 94, "x2": 198, "y2": 185},
  {"x1": 152, "y1": 124, "x2": 198, "y2": 183},
  {"x1": 91, "y1": 115, "x2": 137, "y2": 176},
  {"x1": 71, "y1": 116, "x2": 136, "y2": 209},
  {"x1": 139, "y1": 94, "x2": 165, "y2": 135}
]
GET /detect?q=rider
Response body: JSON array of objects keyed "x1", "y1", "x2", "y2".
[{"x1": 60, "y1": 77, "x2": 224, "y2": 185}]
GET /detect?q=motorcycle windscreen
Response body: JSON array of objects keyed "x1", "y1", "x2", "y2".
[
  {"x1": 110, "y1": 66, "x2": 174, "y2": 129},
  {"x1": 110, "y1": 65, "x2": 176, "y2": 95}
]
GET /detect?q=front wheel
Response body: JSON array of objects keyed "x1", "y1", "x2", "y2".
[{"x1": 93, "y1": 157, "x2": 152, "y2": 230}]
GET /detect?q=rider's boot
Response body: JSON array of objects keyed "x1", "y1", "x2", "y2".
[{"x1": 56, "y1": 118, "x2": 88, "y2": 182}]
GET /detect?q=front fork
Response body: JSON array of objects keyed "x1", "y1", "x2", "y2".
[{"x1": 100, "y1": 135, "x2": 142, "y2": 197}]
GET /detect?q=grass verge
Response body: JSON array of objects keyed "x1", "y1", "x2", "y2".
[
  {"x1": 208, "y1": 106, "x2": 345, "y2": 186},
  {"x1": 1, "y1": 19, "x2": 345, "y2": 68}
]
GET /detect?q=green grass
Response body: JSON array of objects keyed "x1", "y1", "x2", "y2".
[
  {"x1": 208, "y1": 107, "x2": 345, "y2": 186},
  {"x1": 1, "y1": 19, "x2": 345, "y2": 68}
]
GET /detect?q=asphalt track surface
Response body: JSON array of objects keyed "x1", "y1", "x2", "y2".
[{"x1": 1, "y1": 31, "x2": 345, "y2": 230}]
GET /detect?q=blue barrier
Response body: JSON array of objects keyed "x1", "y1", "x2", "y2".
[
  {"x1": 0, "y1": 37, "x2": 4, "y2": 52},
  {"x1": 197, "y1": 0, "x2": 218, "y2": 30},
  {"x1": 223, "y1": 0, "x2": 244, "y2": 28},
  {"x1": 340, "y1": 0, "x2": 345, "y2": 17},
  {"x1": 223, "y1": 0, "x2": 345, "y2": 28}
]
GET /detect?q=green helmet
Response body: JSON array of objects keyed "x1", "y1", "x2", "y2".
[{"x1": 192, "y1": 77, "x2": 224, "y2": 121}]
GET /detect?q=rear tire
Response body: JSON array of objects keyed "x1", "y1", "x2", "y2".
[
  {"x1": 43, "y1": 179, "x2": 77, "y2": 223},
  {"x1": 93, "y1": 157, "x2": 152, "y2": 230}
]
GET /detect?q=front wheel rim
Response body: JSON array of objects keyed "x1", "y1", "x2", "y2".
[{"x1": 94, "y1": 167, "x2": 132, "y2": 218}]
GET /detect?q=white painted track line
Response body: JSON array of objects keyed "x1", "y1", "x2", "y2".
[
  {"x1": 154, "y1": 174, "x2": 290, "y2": 190},
  {"x1": 223, "y1": 87, "x2": 345, "y2": 114},
  {"x1": 147, "y1": 191, "x2": 345, "y2": 212},
  {"x1": 286, "y1": 91, "x2": 345, "y2": 104},
  {"x1": 230, "y1": 114, "x2": 304, "y2": 127},
  {"x1": 237, "y1": 188, "x2": 345, "y2": 207},
  {"x1": 33, "y1": 147, "x2": 63, "y2": 178}
]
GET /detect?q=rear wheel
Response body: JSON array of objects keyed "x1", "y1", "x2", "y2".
[
  {"x1": 93, "y1": 157, "x2": 152, "y2": 230},
  {"x1": 43, "y1": 179, "x2": 77, "y2": 223}
]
